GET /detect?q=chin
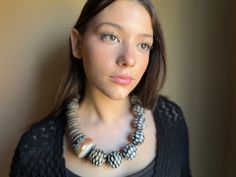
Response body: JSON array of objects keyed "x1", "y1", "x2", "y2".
[
  {"x1": 97, "y1": 83, "x2": 137, "y2": 101},
  {"x1": 102, "y1": 90, "x2": 131, "y2": 101}
]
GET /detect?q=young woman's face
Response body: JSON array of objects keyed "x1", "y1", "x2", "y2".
[{"x1": 72, "y1": 0, "x2": 153, "y2": 100}]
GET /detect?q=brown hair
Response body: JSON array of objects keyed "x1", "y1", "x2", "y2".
[{"x1": 52, "y1": 0, "x2": 166, "y2": 116}]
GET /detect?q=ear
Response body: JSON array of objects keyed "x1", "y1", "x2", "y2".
[{"x1": 70, "y1": 28, "x2": 82, "y2": 59}]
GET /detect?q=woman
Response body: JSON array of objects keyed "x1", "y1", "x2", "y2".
[{"x1": 10, "y1": 0, "x2": 191, "y2": 177}]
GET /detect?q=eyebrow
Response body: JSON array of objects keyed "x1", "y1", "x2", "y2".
[
  {"x1": 96, "y1": 21, "x2": 153, "y2": 39},
  {"x1": 96, "y1": 22, "x2": 123, "y2": 31}
]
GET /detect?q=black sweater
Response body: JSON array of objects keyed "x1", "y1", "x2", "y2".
[{"x1": 10, "y1": 96, "x2": 191, "y2": 177}]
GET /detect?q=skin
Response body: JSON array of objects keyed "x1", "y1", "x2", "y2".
[{"x1": 64, "y1": 1, "x2": 157, "y2": 176}]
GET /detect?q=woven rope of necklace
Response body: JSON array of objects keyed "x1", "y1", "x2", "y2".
[{"x1": 66, "y1": 95, "x2": 146, "y2": 168}]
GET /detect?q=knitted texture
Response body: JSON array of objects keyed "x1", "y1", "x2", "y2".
[
  {"x1": 154, "y1": 96, "x2": 191, "y2": 177},
  {"x1": 10, "y1": 96, "x2": 191, "y2": 177}
]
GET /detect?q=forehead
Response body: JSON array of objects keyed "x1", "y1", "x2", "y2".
[{"x1": 87, "y1": 0, "x2": 153, "y2": 34}]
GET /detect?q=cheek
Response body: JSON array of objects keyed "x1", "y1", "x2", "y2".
[
  {"x1": 143, "y1": 57, "x2": 149, "y2": 70},
  {"x1": 139, "y1": 55, "x2": 149, "y2": 74},
  {"x1": 81, "y1": 43, "x2": 113, "y2": 79},
  {"x1": 83, "y1": 36, "x2": 113, "y2": 62},
  {"x1": 133, "y1": 55, "x2": 150, "y2": 84}
]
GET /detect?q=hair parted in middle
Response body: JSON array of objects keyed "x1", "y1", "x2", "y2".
[{"x1": 54, "y1": 0, "x2": 166, "y2": 114}]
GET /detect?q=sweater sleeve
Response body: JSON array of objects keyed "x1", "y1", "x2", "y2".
[
  {"x1": 163, "y1": 98, "x2": 191, "y2": 177},
  {"x1": 169, "y1": 100, "x2": 191, "y2": 177},
  {"x1": 10, "y1": 115, "x2": 66, "y2": 177},
  {"x1": 155, "y1": 96, "x2": 192, "y2": 177},
  {"x1": 179, "y1": 110, "x2": 192, "y2": 177}
]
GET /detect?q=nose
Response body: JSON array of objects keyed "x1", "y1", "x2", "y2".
[{"x1": 116, "y1": 43, "x2": 136, "y2": 67}]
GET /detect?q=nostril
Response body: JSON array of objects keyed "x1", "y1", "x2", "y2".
[
  {"x1": 116, "y1": 56, "x2": 136, "y2": 68},
  {"x1": 116, "y1": 57, "x2": 126, "y2": 67}
]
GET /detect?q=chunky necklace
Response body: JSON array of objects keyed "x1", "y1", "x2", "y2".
[{"x1": 66, "y1": 95, "x2": 146, "y2": 168}]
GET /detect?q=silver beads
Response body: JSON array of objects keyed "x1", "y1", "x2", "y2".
[
  {"x1": 132, "y1": 115, "x2": 146, "y2": 130},
  {"x1": 130, "y1": 95, "x2": 142, "y2": 105},
  {"x1": 67, "y1": 96, "x2": 80, "y2": 110},
  {"x1": 72, "y1": 135, "x2": 85, "y2": 149},
  {"x1": 122, "y1": 143, "x2": 137, "y2": 160},
  {"x1": 66, "y1": 94, "x2": 146, "y2": 169},
  {"x1": 89, "y1": 148, "x2": 107, "y2": 166},
  {"x1": 75, "y1": 137, "x2": 95, "y2": 158},
  {"x1": 131, "y1": 130, "x2": 145, "y2": 145},
  {"x1": 107, "y1": 151, "x2": 123, "y2": 168},
  {"x1": 132, "y1": 104, "x2": 145, "y2": 116},
  {"x1": 66, "y1": 96, "x2": 96, "y2": 158}
]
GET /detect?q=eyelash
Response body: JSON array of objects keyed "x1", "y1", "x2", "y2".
[
  {"x1": 100, "y1": 33, "x2": 152, "y2": 51},
  {"x1": 137, "y1": 43, "x2": 153, "y2": 51},
  {"x1": 100, "y1": 33, "x2": 120, "y2": 43}
]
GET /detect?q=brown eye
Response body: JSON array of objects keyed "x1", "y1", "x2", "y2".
[
  {"x1": 137, "y1": 43, "x2": 152, "y2": 51},
  {"x1": 100, "y1": 33, "x2": 120, "y2": 43}
]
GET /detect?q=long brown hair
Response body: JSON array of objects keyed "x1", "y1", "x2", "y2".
[{"x1": 51, "y1": 0, "x2": 166, "y2": 117}]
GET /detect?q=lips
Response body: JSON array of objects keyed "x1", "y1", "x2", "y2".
[{"x1": 110, "y1": 74, "x2": 134, "y2": 85}]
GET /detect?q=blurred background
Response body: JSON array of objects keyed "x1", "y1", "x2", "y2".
[{"x1": 0, "y1": 0, "x2": 235, "y2": 176}]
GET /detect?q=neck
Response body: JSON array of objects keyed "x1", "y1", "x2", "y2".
[{"x1": 79, "y1": 90, "x2": 131, "y2": 125}]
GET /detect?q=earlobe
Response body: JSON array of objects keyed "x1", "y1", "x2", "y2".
[{"x1": 70, "y1": 28, "x2": 82, "y2": 59}]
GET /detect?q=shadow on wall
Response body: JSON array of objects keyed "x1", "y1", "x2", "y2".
[
  {"x1": 0, "y1": 1, "x2": 85, "y2": 176},
  {"x1": 29, "y1": 42, "x2": 69, "y2": 122},
  {"x1": 4, "y1": 41, "x2": 70, "y2": 176}
]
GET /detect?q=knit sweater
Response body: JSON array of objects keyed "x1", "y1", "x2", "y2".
[{"x1": 10, "y1": 96, "x2": 191, "y2": 177}]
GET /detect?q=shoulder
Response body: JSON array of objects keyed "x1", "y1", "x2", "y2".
[
  {"x1": 154, "y1": 95, "x2": 189, "y2": 139},
  {"x1": 155, "y1": 95, "x2": 185, "y2": 120},
  {"x1": 10, "y1": 113, "x2": 66, "y2": 176},
  {"x1": 19, "y1": 115, "x2": 64, "y2": 149}
]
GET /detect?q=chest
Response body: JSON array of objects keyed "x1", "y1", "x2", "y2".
[{"x1": 63, "y1": 110, "x2": 157, "y2": 177}]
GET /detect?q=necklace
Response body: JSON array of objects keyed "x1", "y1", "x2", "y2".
[{"x1": 66, "y1": 95, "x2": 146, "y2": 168}]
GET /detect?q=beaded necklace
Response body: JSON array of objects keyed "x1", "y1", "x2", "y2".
[{"x1": 66, "y1": 95, "x2": 146, "y2": 168}]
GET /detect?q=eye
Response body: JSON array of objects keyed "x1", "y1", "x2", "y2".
[
  {"x1": 137, "y1": 43, "x2": 152, "y2": 51},
  {"x1": 100, "y1": 33, "x2": 120, "y2": 43}
]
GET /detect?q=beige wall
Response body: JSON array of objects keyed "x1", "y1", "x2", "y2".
[
  {"x1": 156, "y1": 0, "x2": 232, "y2": 176},
  {"x1": 0, "y1": 0, "x2": 234, "y2": 177},
  {"x1": 0, "y1": 1, "x2": 86, "y2": 176}
]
